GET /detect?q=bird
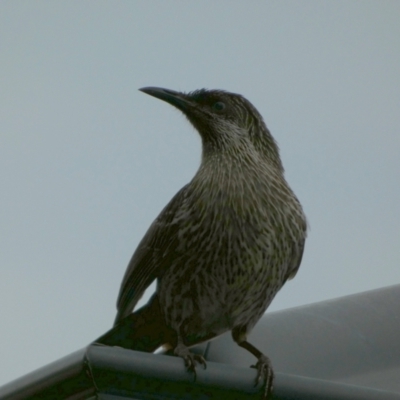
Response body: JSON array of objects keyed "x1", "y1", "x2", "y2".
[{"x1": 95, "y1": 87, "x2": 307, "y2": 399}]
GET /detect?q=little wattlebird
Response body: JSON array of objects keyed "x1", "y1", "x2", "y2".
[{"x1": 95, "y1": 87, "x2": 307, "y2": 399}]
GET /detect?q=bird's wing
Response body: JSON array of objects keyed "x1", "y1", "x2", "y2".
[
  {"x1": 286, "y1": 237, "x2": 306, "y2": 281},
  {"x1": 114, "y1": 184, "x2": 189, "y2": 325}
]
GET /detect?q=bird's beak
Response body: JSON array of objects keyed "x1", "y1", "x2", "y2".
[{"x1": 139, "y1": 87, "x2": 191, "y2": 112}]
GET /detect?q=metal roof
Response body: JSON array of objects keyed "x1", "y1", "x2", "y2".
[{"x1": 1, "y1": 284, "x2": 399, "y2": 399}]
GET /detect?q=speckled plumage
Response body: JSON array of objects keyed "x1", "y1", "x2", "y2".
[{"x1": 96, "y1": 87, "x2": 307, "y2": 399}]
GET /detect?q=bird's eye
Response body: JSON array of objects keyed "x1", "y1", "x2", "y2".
[{"x1": 212, "y1": 101, "x2": 226, "y2": 112}]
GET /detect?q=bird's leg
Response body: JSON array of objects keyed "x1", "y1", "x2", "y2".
[
  {"x1": 239, "y1": 340, "x2": 274, "y2": 387},
  {"x1": 173, "y1": 336, "x2": 207, "y2": 381},
  {"x1": 232, "y1": 330, "x2": 274, "y2": 399}
]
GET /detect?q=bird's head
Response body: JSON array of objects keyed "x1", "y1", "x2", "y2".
[{"x1": 139, "y1": 87, "x2": 283, "y2": 171}]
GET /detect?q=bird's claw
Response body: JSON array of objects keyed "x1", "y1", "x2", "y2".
[
  {"x1": 185, "y1": 353, "x2": 207, "y2": 373},
  {"x1": 174, "y1": 344, "x2": 207, "y2": 381},
  {"x1": 250, "y1": 354, "x2": 274, "y2": 399}
]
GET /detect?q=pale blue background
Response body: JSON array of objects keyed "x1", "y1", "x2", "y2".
[{"x1": 1, "y1": 1, "x2": 399, "y2": 385}]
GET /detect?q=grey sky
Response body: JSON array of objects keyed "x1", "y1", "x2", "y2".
[{"x1": 1, "y1": 1, "x2": 399, "y2": 386}]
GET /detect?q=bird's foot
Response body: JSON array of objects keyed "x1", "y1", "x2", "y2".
[
  {"x1": 174, "y1": 343, "x2": 207, "y2": 381},
  {"x1": 251, "y1": 354, "x2": 274, "y2": 399}
]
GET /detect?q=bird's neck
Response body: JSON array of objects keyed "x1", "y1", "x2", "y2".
[{"x1": 191, "y1": 144, "x2": 285, "y2": 209}]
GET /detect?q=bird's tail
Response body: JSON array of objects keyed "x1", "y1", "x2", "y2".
[{"x1": 94, "y1": 294, "x2": 172, "y2": 353}]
